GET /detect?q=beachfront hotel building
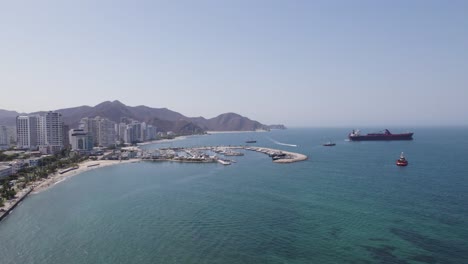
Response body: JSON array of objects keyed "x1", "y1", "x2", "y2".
[{"x1": 69, "y1": 129, "x2": 93, "y2": 153}]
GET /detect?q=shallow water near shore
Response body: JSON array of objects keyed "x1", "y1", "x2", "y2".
[{"x1": 0, "y1": 127, "x2": 467, "y2": 263}]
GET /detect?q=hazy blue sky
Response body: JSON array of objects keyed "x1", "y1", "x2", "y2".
[{"x1": 1, "y1": 0, "x2": 467, "y2": 126}]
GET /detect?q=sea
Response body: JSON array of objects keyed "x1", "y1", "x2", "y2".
[{"x1": 0, "y1": 127, "x2": 467, "y2": 264}]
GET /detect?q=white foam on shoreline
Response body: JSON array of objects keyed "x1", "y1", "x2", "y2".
[{"x1": 267, "y1": 137, "x2": 298, "y2": 147}]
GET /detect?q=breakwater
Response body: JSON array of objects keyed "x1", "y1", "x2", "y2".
[{"x1": 191, "y1": 146, "x2": 308, "y2": 163}]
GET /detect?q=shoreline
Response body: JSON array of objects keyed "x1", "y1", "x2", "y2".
[
  {"x1": 32, "y1": 159, "x2": 136, "y2": 194},
  {"x1": 0, "y1": 159, "x2": 135, "y2": 222}
]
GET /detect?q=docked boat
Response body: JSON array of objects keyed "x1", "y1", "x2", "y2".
[
  {"x1": 270, "y1": 152, "x2": 287, "y2": 160},
  {"x1": 217, "y1": 159, "x2": 231, "y2": 165},
  {"x1": 348, "y1": 129, "x2": 413, "y2": 141},
  {"x1": 396, "y1": 152, "x2": 408, "y2": 166}
]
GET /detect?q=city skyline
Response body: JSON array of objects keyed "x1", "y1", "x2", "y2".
[{"x1": 1, "y1": 1, "x2": 468, "y2": 126}]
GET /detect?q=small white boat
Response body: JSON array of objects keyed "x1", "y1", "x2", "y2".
[{"x1": 217, "y1": 159, "x2": 231, "y2": 165}]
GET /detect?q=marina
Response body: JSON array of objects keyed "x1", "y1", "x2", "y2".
[{"x1": 141, "y1": 146, "x2": 308, "y2": 164}]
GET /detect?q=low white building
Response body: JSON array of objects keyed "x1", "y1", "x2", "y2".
[
  {"x1": 0, "y1": 165, "x2": 12, "y2": 179},
  {"x1": 27, "y1": 157, "x2": 41, "y2": 167},
  {"x1": 9, "y1": 160, "x2": 26, "y2": 174},
  {"x1": 0, "y1": 161, "x2": 24, "y2": 174}
]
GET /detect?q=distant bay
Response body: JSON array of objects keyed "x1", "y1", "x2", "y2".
[{"x1": 0, "y1": 128, "x2": 467, "y2": 263}]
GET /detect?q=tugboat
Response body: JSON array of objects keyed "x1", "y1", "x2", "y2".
[{"x1": 396, "y1": 152, "x2": 408, "y2": 166}]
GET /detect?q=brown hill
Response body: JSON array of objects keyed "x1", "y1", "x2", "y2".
[
  {"x1": 0, "y1": 101, "x2": 281, "y2": 134},
  {"x1": 196, "y1": 113, "x2": 266, "y2": 131}
]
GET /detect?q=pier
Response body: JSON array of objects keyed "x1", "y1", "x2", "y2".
[{"x1": 244, "y1": 147, "x2": 308, "y2": 163}]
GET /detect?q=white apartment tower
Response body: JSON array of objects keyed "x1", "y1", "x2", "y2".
[
  {"x1": 45, "y1": 111, "x2": 63, "y2": 153},
  {"x1": 16, "y1": 115, "x2": 39, "y2": 149},
  {"x1": 98, "y1": 118, "x2": 116, "y2": 147},
  {"x1": 16, "y1": 112, "x2": 63, "y2": 153}
]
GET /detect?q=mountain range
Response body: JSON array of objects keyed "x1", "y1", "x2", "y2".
[{"x1": 0, "y1": 101, "x2": 285, "y2": 134}]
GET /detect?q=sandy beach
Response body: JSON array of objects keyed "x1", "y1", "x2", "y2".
[
  {"x1": 0, "y1": 159, "x2": 137, "y2": 221},
  {"x1": 32, "y1": 159, "x2": 135, "y2": 194}
]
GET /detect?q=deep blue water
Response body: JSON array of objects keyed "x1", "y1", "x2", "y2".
[{"x1": 0, "y1": 128, "x2": 467, "y2": 263}]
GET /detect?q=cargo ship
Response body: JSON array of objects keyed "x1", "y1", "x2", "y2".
[{"x1": 348, "y1": 129, "x2": 413, "y2": 141}]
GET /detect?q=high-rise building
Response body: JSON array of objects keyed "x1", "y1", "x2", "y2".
[
  {"x1": 45, "y1": 111, "x2": 63, "y2": 153},
  {"x1": 118, "y1": 123, "x2": 127, "y2": 142},
  {"x1": 141, "y1": 122, "x2": 147, "y2": 141},
  {"x1": 80, "y1": 116, "x2": 116, "y2": 147},
  {"x1": 16, "y1": 115, "x2": 39, "y2": 149},
  {"x1": 146, "y1": 125, "x2": 157, "y2": 141},
  {"x1": 98, "y1": 118, "x2": 116, "y2": 147},
  {"x1": 124, "y1": 125, "x2": 133, "y2": 144},
  {"x1": 62, "y1": 124, "x2": 70, "y2": 149},
  {"x1": 0, "y1": 125, "x2": 9, "y2": 147},
  {"x1": 16, "y1": 116, "x2": 31, "y2": 149},
  {"x1": 16, "y1": 112, "x2": 64, "y2": 153},
  {"x1": 36, "y1": 115, "x2": 47, "y2": 146},
  {"x1": 128, "y1": 121, "x2": 142, "y2": 143}
]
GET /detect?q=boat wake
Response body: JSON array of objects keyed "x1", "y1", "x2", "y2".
[{"x1": 268, "y1": 137, "x2": 298, "y2": 147}]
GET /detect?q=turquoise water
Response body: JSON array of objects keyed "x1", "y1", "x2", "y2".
[{"x1": 0, "y1": 128, "x2": 467, "y2": 263}]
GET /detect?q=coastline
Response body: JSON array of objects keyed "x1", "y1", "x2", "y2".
[
  {"x1": 32, "y1": 159, "x2": 136, "y2": 194},
  {"x1": 0, "y1": 159, "x2": 135, "y2": 222}
]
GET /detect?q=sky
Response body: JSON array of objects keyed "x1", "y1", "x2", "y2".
[{"x1": 1, "y1": 0, "x2": 467, "y2": 127}]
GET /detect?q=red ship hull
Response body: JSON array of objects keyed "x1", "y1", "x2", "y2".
[{"x1": 396, "y1": 160, "x2": 408, "y2": 166}]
